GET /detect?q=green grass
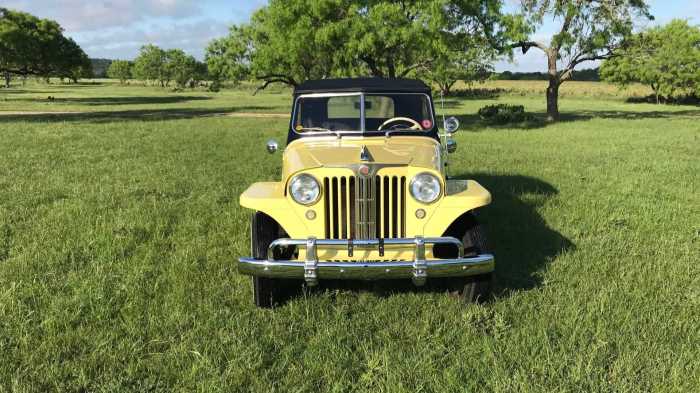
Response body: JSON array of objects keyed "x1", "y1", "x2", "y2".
[{"x1": 0, "y1": 80, "x2": 698, "y2": 392}]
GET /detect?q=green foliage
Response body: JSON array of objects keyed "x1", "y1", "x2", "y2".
[
  {"x1": 600, "y1": 19, "x2": 700, "y2": 103},
  {"x1": 428, "y1": 48, "x2": 495, "y2": 96},
  {"x1": 207, "y1": 0, "x2": 516, "y2": 89},
  {"x1": 133, "y1": 44, "x2": 168, "y2": 86},
  {"x1": 205, "y1": 26, "x2": 251, "y2": 86},
  {"x1": 133, "y1": 45, "x2": 205, "y2": 88},
  {"x1": 477, "y1": 103, "x2": 532, "y2": 123},
  {"x1": 107, "y1": 60, "x2": 132, "y2": 84},
  {"x1": 0, "y1": 8, "x2": 90, "y2": 81},
  {"x1": 165, "y1": 49, "x2": 199, "y2": 88}
]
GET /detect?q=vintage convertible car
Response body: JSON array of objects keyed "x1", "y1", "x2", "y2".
[{"x1": 238, "y1": 78, "x2": 494, "y2": 307}]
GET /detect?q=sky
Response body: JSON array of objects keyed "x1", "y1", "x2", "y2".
[{"x1": 3, "y1": 0, "x2": 699, "y2": 72}]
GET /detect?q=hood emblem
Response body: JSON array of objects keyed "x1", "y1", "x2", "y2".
[{"x1": 360, "y1": 145, "x2": 372, "y2": 162}]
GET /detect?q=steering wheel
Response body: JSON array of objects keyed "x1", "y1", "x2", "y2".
[{"x1": 377, "y1": 117, "x2": 423, "y2": 131}]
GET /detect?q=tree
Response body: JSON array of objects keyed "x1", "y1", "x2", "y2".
[
  {"x1": 0, "y1": 8, "x2": 90, "y2": 86},
  {"x1": 427, "y1": 47, "x2": 495, "y2": 96},
  {"x1": 133, "y1": 44, "x2": 168, "y2": 86},
  {"x1": 205, "y1": 25, "x2": 251, "y2": 87},
  {"x1": 511, "y1": 0, "x2": 652, "y2": 121},
  {"x1": 165, "y1": 49, "x2": 198, "y2": 88},
  {"x1": 107, "y1": 60, "x2": 132, "y2": 84},
  {"x1": 206, "y1": 0, "x2": 516, "y2": 90},
  {"x1": 600, "y1": 19, "x2": 700, "y2": 103}
]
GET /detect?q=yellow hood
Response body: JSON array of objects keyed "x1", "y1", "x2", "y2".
[{"x1": 282, "y1": 136, "x2": 442, "y2": 180}]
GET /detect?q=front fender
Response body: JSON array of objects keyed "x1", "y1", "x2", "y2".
[
  {"x1": 422, "y1": 180, "x2": 491, "y2": 236},
  {"x1": 239, "y1": 182, "x2": 311, "y2": 235}
]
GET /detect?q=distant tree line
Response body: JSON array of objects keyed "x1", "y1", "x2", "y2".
[
  {"x1": 90, "y1": 58, "x2": 113, "y2": 78},
  {"x1": 493, "y1": 68, "x2": 600, "y2": 82},
  {"x1": 105, "y1": 45, "x2": 209, "y2": 89},
  {"x1": 0, "y1": 8, "x2": 91, "y2": 87}
]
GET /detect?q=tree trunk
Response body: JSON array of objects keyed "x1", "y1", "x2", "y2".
[
  {"x1": 3, "y1": 72, "x2": 10, "y2": 88},
  {"x1": 387, "y1": 58, "x2": 396, "y2": 79},
  {"x1": 546, "y1": 51, "x2": 560, "y2": 122}
]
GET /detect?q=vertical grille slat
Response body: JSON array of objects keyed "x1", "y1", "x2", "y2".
[
  {"x1": 324, "y1": 174, "x2": 406, "y2": 240},
  {"x1": 341, "y1": 177, "x2": 348, "y2": 239}
]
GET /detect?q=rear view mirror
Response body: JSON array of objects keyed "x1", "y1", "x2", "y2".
[{"x1": 444, "y1": 116, "x2": 459, "y2": 134}]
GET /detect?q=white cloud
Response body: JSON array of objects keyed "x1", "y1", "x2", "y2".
[
  {"x1": 2, "y1": 0, "x2": 201, "y2": 32},
  {"x1": 74, "y1": 18, "x2": 230, "y2": 59}
]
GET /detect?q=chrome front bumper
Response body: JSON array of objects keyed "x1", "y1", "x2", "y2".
[{"x1": 238, "y1": 236, "x2": 494, "y2": 287}]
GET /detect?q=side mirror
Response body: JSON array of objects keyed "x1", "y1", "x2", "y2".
[
  {"x1": 266, "y1": 139, "x2": 279, "y2": 154},
  {"x1": 444, "y1": 116, "x2": 460, "y2": 134},
  {"x1": 446, "y1": 139, "x2": 457, "y2": 154}
]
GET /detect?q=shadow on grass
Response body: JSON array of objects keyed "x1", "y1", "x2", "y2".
[
  {"x1": 14, "y1": 95, "x2": 212, "y2": 106},
  {"x1": 0, "y1": 106, "x2": 272, "y2": 123},
  {"x1": 466, "y1": 173, "x2": 574, "y2": 293},
  {"x1": 453, "y1": 108, "x2": 700, "y2": 131}
]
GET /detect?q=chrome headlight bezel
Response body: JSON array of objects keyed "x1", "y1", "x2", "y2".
[
  {"x1": 288, "y1": 173, "x2": 321, "y2": 205},
  {"x1": 410, "y1": 172, "x2": 442, "y2": 204}
]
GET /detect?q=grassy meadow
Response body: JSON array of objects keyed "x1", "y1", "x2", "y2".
[{"x1": 0, "y1": 80, "x2": 698, "y2": 392}]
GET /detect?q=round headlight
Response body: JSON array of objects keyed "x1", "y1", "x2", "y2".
[
  {"x1": 289, "y1": 174, "x2": 320, "y2": 205},
  {"x1": 410, "y1": 173, "x2": 441, "y2": 204}
]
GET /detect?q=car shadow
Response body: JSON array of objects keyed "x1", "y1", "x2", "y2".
[
  {"x1": 464, "y1": 173, "x2": 574, "y2": 293},
  {"x1": 303, "y1": 173, "x2": 573, "y2": 303}
]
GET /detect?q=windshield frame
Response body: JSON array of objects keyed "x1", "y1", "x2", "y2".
[{"x1": 290, "y1": 92, "x2": 436, "y2": 136}]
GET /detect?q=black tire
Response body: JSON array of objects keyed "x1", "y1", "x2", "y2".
[
  {"x1": 251, "y1": 212, "x2": 301, "y2": 308},
  {"x1": 432, "y1": 212, "x2": 493, "y2": 303}
]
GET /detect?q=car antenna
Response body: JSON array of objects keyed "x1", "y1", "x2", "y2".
[{"x1": 440, "y1": 91, "x2": 450, "y2": 178}]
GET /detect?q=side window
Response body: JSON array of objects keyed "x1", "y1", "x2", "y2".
[
  {"x1": 327, "y1": 96, "x2": 361, "y2": 118},
  {"x1": 365, "y1": 96, "x2": 395, "y2": 118}
]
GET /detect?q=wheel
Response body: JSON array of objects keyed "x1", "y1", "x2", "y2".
[
  {"x1": 432, "y1": 212, "x2": 493, "y2": 303},
  {"x1": 251, "y1": 212, "x2": 301, "y2": 308}
]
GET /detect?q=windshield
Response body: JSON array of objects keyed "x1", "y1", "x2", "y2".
[{"x1": 292, "y1": 93, "x2": 434, "y2": 134}]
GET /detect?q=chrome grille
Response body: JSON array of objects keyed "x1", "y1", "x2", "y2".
[{"x1": 324, "y1": 175, "x2": 406, "y2": 239}]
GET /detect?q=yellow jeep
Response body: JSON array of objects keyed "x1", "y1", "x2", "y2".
[{"x1": 238, "y1": 78, "x2": 494, "y2": 307}]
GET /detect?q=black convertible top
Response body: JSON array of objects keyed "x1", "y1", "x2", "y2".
[{"x1": 294, "y1": 77, "x2": 431, "y2": 94}]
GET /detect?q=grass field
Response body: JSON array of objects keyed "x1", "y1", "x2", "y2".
[{"x1": 0, "y1": 80, "x2": 698, "y2": 392}]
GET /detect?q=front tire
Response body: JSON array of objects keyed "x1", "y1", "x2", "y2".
[
  {"x1": 251, "y1": 212, "x2": 301, "y2": 308},
  {"x1": 433, "y1": 212, "x2": 493, "y2": 303}
]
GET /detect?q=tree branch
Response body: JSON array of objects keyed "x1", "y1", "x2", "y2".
[
  {"x1": 398, "y1": 59, "x2": 433, "y2": 77},
  {"x1": 509, "y1": 41, "x2": 549, "y2": 54},
  {"x1": 559, "y1": 50, "x2": 615, "y2": 82},
  {"x1": 253, "y1": 74, "x2": 298, "y2": 95}
]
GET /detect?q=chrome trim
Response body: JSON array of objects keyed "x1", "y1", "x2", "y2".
[
  {"x1": 412, "y1": 236, "x2": 427, "y2": 286},
  {"x1": 238, "y1": 255, "x2": 494, "y2": 282},
  {"x1": 244, "y1": 236, "x2": 490, "y2": 286},
  {"x1": 355, "y1": 174, "x2": 376, "y2": 239},
  {"x1": 304, "y1": 237, "x2": 318, "y2": 286},
  {"x1": 360, "y1": 145, "x2": 371, "y2": 161}
]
